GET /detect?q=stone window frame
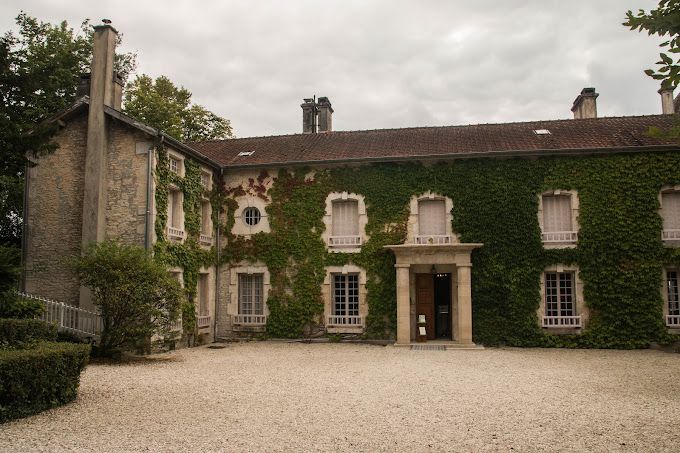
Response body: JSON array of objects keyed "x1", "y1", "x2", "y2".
[
  {"x1": 538, "y1": 264, "x2": 587, "y2": 332},
  {"x1": 168, "y1": 267, "x2": 184, "y2": 287},
  {"x1": 323, "y1": 265, "x2": 367, "y2": 333},
  {"x1": 229, "y1": 263, "x2": 271, "y2": 329},
  {"x1": 659, "y1": 185, "x2": 680, "y2": 246},
  {"x1": 166, "y1": 150, "x2": 185, "y2": 177},
  {"x1": 407, "y1": 192, "x2": 457, "y2": 245},
  {"x1": 167, "y1": 184, "x2": 185, "y2": 241},
  {"x1": 195, "y1": 266, "x2": 214, "y2": 331},
  {"x1": 538, "y1": 189, "x2": 579, "y2": 249},
  {"x1": 661, "y1": 267, "x2": 680, "y2": 332},
  {"x1": 232, "y1": 196, "x2": 270, "y2": 237},
  {"x1": 322, "y1": 192, "x2": 369, "y2": 253},
  {"x1": 200, "y1": 167, "x2": 212, "y2": 191}
]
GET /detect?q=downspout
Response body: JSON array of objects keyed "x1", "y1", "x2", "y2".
[
  {"x1": 145, "y1": 136, "x2": 163, "y2": 251},
  {"x1": 20, "y1": 161, "x2": 30, "y2": 291},
  {"x1": 213, "y1": 165, "x2": 222, "y2": 341}
]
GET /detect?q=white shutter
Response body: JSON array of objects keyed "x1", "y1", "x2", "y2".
[
  {"x1": 543, "y1": 195, "x2": 572, "y2": 232},
  {"x1": 662, "y1": 192, "x2": 680, "y2": 230},
  {"x1": 418, "y1": 200, "x2": 446, "y2": 235},
  {"x1": 167, "y1": 192, "x2": 175, "y2": 228},
  {"x1": 332, "y1": 200, "x2": 359, "y2": 236},
  {"x1": 198, "y1": 274, "x2": 209, "y2": 316}
]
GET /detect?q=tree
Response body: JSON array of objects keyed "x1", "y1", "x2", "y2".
[
  {"x1": 72, "y1": 240, "x2": 183, "y2": 356},
  {"x1": 0, "y1": 13, "x2": 136, "y2": 244},
  {"x1": 624, "y1": 1, "x2": 680, "y2": 89},
  {"x1": 124, "y1": 74, "x2": 234, "y2": 141}
]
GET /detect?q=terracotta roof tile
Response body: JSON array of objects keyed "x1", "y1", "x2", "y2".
[{"x1": 187, "y1": 115, "x2": 680, "y2": 168}]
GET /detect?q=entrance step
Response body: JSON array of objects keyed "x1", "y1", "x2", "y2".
[{"x1": 398, "y1": 342, "x2": 484, "y2": 351}]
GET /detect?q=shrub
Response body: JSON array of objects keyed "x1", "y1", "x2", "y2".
[
  {"x1": 0, "y1": 342, "x2": 90, "y2": 423},
  {"x1": 0, "y1": 318, "x2": 56, "y2": 347},
  {"x1": 0, "y1": 292, "x2": 44, "y2": 319},
  {"x1": 72, "y1": 240, "x2": 183, "y2": 356}
]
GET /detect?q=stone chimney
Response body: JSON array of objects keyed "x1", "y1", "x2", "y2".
[
  {"x1": 301, "y1": 98, "x2": 317, "y2": 133},
  {"x1": 571, "y1": 87, "x2": 599, "y2": 119},
  {"x1": 80, "y1": 21, "x2": 118, "y2": 311},
  {"x1": 317, "y1": 97, "x2": 333, "y2": 132},
  {"x1": 659, "y1": 86, "x2": 675, "y2": 114}
]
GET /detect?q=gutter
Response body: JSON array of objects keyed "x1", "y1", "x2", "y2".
[{"x1": 217, "y1": 144, "x2": 680, "y2": 171}]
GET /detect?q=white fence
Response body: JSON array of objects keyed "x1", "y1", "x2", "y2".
[
  {"x1": 667, "y1": 315, "x2": 680, "y2": 327},
  {"x1": 542, "y1": 315, "x2": 582, "y2": 328},
  {"x1": 327, "y1": 315, "x2": 363, "y2": 327},
  {"x1": 541, "y1": 231, "x2": 578, "y2": 243},
  {"x1": 18, "y1": 292, "x2": 102, "y2": 339},
  {"x1": 232, "y1": 314, "x2": 267, "y2": 326},
  {"x1": 415, "y1": 235, "x2": 452, "y2": 245}
]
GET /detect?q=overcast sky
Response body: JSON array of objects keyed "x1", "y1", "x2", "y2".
[{"x1": 0, "y1": 0, "x2": 668, "y2": 138}]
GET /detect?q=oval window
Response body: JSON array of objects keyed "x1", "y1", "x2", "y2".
[{"x1": 243, "y1": 207, "x2": 261, "y2": 226}]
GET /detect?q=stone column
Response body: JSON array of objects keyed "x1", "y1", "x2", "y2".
[
  {"x1": 456, "y1": 264, "x2": 473, "y2": 344},
  {"x1": 395, "y1": 263, "x2": 411, "y2": 345}
]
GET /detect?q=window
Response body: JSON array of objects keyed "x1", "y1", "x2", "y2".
[
  {"x1": 200, "y1": 200, "x2": 212, "y2": 244},
  {"x1": 330, "y1": 200, "x2": 360, "y2": 247},
  {"x1": 168, "y1": 157, "x2": 180, "y2": 174},
  {"x1": 661, "y1": 191, "x2": 680, "y2": 241},
  {"x1": 198, "y1": 273, "x2": 209, "y2": 317},
  {"x1": 541, "y1": 193, "x2": 577, "y2": 244},
  {"x1": 665, "y1": 269, "x2": 680, "y2": 326},
  {"x1": 238, "y1": 274, "x2": 264, "y2": 316},
  {"x1": 167, "y1": 189, "x2": 184, "y2": 239},
  {"x1": 243, "y1": 207, "x2": 261, "y2": 226},
  {"x1": 201, "y1": 172, "x2": 211, "y2": 189},
  {"x1": 417, "y1": 199, "x2": 450, "y2": 244},
  {"x1": 542, "y1": 271, "x2": 581, "y2": 327},
  {"x1": 332, "y1": 274, "x2": 360, "y2": 324}
]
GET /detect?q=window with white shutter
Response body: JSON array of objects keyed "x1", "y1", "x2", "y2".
[
  {"x1": 330, "y1": 200, "x2": 360, "y2": 247},
  {"x1": 661, "y1": 192, "x2": 680, "y2": 241},
  {"x1": 416, "y1": 199, "x2": 450, "y2": 244},
  {"x1": 541, "y1": 194, "x2": 576, "y2": 244}
]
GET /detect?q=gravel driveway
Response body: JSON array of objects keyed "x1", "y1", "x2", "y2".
[{"x1": 1, "y1": 342, "x2": 679, "y2": 452}]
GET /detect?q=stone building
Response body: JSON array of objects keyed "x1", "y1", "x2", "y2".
[{"x1": 21, "y1": 24, "x2": 680, "y2": 347}]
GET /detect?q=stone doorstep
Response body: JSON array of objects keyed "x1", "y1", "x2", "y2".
[{"x1": 395, "y1": 342, "x2": 484, "y2": 350}]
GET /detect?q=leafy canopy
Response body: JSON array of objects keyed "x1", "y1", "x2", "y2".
[
  {"x1": 72, "y1": 240, "x2": 183, "y2": 356},
  {"x1": 124, "y1": 74, "x2": 234, "y2": 141},
  {"x1": 0, "y1": 13, "x2": 136, "y2": 243},
  {"x1": 624, "y1": 0, "x2": 680, "y2": 88}
]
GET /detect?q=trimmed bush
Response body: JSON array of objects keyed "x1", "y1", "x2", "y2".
[
  {"x1": 0, "y1": 342, "x2": 90, "y2": 423},
  {"x1": 0, "y1": 318, "x2": 57, "y2": 347}
]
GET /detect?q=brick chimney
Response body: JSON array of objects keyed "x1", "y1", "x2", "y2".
[
  {"x1": 317, "y1": 97, "x2": 333, "y2": 132},
  {"x1": 659, "y1": 86, "x2": 675, "y2": 114},
  {"x1": 80, "y1": 21, "x2": 118, "y2": 310},
  {"x1": 571, "y1": 87, "x2": 598, "y2": 119}
]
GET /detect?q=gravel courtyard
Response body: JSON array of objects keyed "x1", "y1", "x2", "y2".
[{"x1": 1, "y1": 343, "x2": 679, "y2": 452}]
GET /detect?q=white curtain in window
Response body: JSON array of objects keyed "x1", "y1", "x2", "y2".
[
  {"x1": 662, "y1": 192, "x2": 680, "y2": 230},
  {"x1": 418, "y1": 200, "x2": 446, "y2": 235},
  {"x1": 198, "y1": 274, "x2": 209, "y2": 316},
  {"x1": 332, "y1": 200, "x2": 359, "y2": 236},
  {"x1": 543, "y1": 195, "x2": 572, "y2": 232},
  {"x1": 201, "y1": 201, "x2": 211, "y2": 234}
]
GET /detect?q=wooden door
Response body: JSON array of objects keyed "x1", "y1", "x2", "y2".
[{"x1": 416, "y1": 274, "x2": 436, "y2": 340}]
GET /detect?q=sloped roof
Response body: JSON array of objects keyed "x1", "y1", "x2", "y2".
[{"x1": 188, "y1": 115, "x2": 680, "y2": 168}]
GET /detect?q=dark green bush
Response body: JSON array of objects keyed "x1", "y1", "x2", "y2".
[
  {"x1": 0, "y1": 318, "x2": 56, "y2": 347},
  {"x1": 0, "y1": 342, "x2": 90, "y2": 423}
]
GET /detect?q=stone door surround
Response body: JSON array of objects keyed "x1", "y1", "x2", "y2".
[{"x1": 385, "y1": 243, "x2": 482, "y2": 345}]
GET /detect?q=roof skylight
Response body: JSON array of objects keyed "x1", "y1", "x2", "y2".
[
  {"x1": 238, "y1": 151, "x2": 255, "y2": 157},
  {"x1": 533, "y1": 129, "x2": 551, "y2": 135}
]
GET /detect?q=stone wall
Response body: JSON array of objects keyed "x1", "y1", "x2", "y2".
[{"x1": 23, "y1": 116, "x2": 88, "y2": 304}]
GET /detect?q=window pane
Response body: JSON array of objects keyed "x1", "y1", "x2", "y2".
[
  {"x1": 332, "y1": 200, "x2": 359, "y2": 236},
  {"x1": 333, "y1": 274, "x2": 346, "y2": 316},
  {"x1": 418, "y1": 200, "x2": 446, "y2": 235},
  {"x1": 662, "y1": 192, "x2": 680, "y2": 230},
  {"x1": 347, "y1": 274, "x2": 359, "y2": 316},
  {"x1": 543, "y1": 195, "x2": 572, "y2": 232},
  {"x1": 239, "y1": 274, "x2": 252, "y2": 315},
  {"x1": 253, "y1": 275, "x2": 264, "y2": 315},
  {"x1": 668, "y1": 270, "x2": 680, "y2": 316},
  {"x1": 559, "y1": 272, "x2": 574, "y2": 317},
  {"x1": 545, "y1": 272, "x2": 558, "y2": 317}
]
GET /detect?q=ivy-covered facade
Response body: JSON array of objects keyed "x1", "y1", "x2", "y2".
[{"x1": 22, "y1": 24, "x2": 680, "y2": 348}]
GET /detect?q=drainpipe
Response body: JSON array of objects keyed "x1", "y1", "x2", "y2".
[{"x1": 213, "y1": 166, "x2": 222, "y2": 341}]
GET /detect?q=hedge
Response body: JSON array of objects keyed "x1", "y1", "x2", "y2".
[
  {"x1": 0, "y1": 318, "x2": 57, "y2": 347},
  {"x1": 0, "y1": 342, "x2": 90, "y2": 423}
]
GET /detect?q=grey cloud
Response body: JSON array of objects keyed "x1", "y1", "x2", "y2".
[{"x1": 0, "y1": 0, "x2": 665, "y2": 137}]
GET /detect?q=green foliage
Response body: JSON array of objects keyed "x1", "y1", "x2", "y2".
[
  {"x1": 153, "y1": 147, "x2": 214, "y2": 334},
  {"x1": 217, "y1": 152, "x2": 680, "y2": 347},
  {"x1": 0, "y1": 319, "x2": 56, "y2": 347},
  {"x1": 0, "y1": 341, "x2": 90, "y2": 422},
  {"x1": 625, "y1": 1, "x2": 680, "y2": 89},
  {"x1": 0, "y1": 13, "x2": 136, "y2": 243},
  {"x1": 0, "y1": 245, "x2": 43, "y2": 319},
  {"x1": 123, "y1": 74, "x2": 233, "y2": 141},
  {"x1": 72, "y1": 240, "x2": 183, "y2": 356}
]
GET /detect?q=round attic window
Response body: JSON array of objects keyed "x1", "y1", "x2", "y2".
[{"x1": 243, "y1": 207, "x2": 261, "y2": 226}]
